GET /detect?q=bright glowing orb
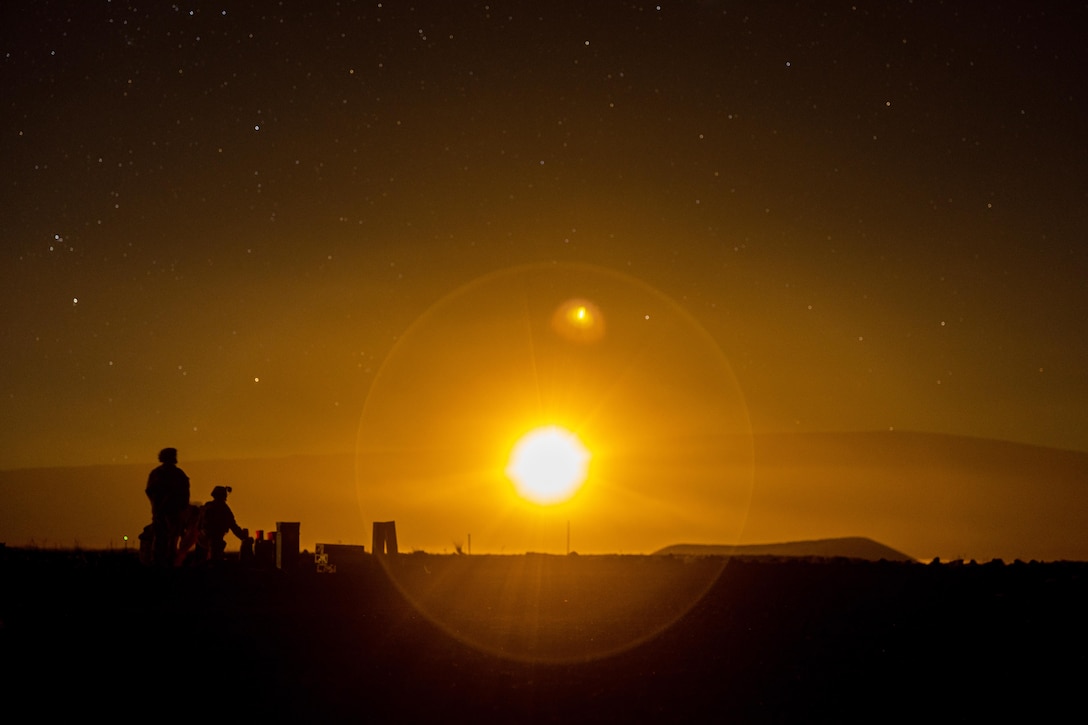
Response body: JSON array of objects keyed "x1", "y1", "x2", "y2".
[
  {"x1": 355, "y1": 263, "x2": 754, "y2": 663},
  {"x1": 506, "y1": 426, "x2": 590, "y2": 505}
]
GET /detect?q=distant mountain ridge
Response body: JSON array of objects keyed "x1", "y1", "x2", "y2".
[
  {"x1": 2, "y1": 431, "x2": 1086, "y2": 561},
  {"x1": 655, "y1": 537, "x2": 916, "y2": 562},
  {"x1": 740, "y1": 430, "x2": 1088, "y2": 562},
  {"x1": 0, "y1": 453, "x2": 363, "y2": 551}
]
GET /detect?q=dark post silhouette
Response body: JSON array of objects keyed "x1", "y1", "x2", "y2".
[
  {"x1": 276, "y1": 521, "x2": 300, "y2": 570},
  {"x1": 144, "y1": 447, "x2": 191, "y2": 567},
  {"x1": 372, "y1": 521, "x2": 398, "y2": 555}
]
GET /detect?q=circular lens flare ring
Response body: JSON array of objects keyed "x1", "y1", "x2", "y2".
[
  {"x1": 506, "y1": 426, "x2": 591, "y2": 505},
  {"x1": 354, "y1": 262, "x2": 754, "y2": 663}
]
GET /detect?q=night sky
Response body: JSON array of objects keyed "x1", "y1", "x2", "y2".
[{"x1": 4, "y1": 1, "x2": 1087, "y2": 473}]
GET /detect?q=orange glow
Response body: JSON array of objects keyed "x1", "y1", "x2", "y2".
[
  {"x1": 355, "y1": 262, "x2": 758, "y2": 662},
  {"x1": 506, "y1": 426, "x2": 591, "y2": 505},
  {"x1": 354, "y1": 263, "x2": 753, "y2": 556}
]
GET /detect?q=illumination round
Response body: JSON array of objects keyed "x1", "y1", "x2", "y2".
[
  {"x1": 354, "y1": 262, "x2": 754, "y2": 663},
  {"x1": 506, "y1": 426, "x2": 590, "y2": 505}
]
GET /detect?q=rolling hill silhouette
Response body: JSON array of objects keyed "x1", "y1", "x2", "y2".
[
  {"x1": 655, "y1": 537, "x2": 915, "y2": 562},
  {"x1": 741, "y1": 431, "x2": 1088, "y2": 562}
]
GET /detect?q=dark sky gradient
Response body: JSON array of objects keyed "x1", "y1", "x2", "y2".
[{"x1": 4, "y1": 1, "x2": 1087, "y2": 470}]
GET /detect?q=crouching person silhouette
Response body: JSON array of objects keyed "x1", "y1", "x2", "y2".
[{"x1": 197, "y1": 486, "x2": 250, "y2": 562}]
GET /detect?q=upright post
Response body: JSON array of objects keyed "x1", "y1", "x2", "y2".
[
  {"x1": 372, "y1": 521, "x2": 398, "y2": 555},
  {"x1": 276, "y1": 522, "x2": 300, "y2": 570}
]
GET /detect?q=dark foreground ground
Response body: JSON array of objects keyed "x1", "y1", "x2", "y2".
[{"x1": 1, "y1": 549, "x2": 1085, "y2": 723}]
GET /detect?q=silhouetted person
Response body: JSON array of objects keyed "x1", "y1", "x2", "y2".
[
  {"x1": 145, "y1": 447, "x2": 190, "y2": 567},
  {"x1": 197, "y1": 486, "x2": 249, "y2": 562},
  {"x1": 173, "y1": 503, "x2": 204, "y2": 566}
]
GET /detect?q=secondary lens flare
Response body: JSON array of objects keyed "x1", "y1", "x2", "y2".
[{"x1": 551, "y1": 298, "x2": 605, "y2": 343}]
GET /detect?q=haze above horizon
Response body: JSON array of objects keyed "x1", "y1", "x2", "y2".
[{"x1": 4, "y1": 4, "x2": 1086, "y2": 476}]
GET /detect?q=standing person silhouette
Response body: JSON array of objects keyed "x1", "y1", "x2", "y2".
[{"x1": 145, "y1": 447, "x2": 191, "y2": 567}]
